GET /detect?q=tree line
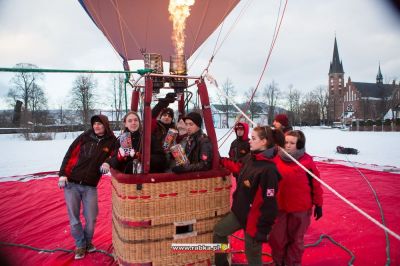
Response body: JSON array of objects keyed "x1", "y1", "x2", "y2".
[
  {"x1": 215, "y1": 78, "x2": 329, "y2": 127},
  {"x1": 1, "y1": 63, "x2": 330, "y2": 128},
  {"x1": 2, "y1": 63, "x2": 126, "y2": 127}
]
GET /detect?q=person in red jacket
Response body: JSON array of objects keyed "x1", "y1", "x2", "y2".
[
  {"x1": 269, "y1": 130, "x2": 323, "y2": 266},
  {"x1": 228, "y1": 122, "x2": 250, "y2": 163},
  {"x1": 214, "y1": 126, "x2": 284, "y2": 266}
]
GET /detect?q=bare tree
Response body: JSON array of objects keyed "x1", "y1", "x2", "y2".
[
  {"x1": 286, "y1": 85, "x2": 302, "y2": 125},
  {"x1": 301, "y1": 91, "x2": 320, "y2": 125},
  {"x1": 30, "y1": 83, "x2": 48, "y2": 123},
  {"x1": 70, "y1": 74, "x2": 97, "y2": 125},
  {"x1": 108, "y1": 74, "x2": 125, "y2": 122},
  {"x1": 244, "y1": 87, "x2": 261, "y2": 123},
  {"x1": 313, "y1": 85, "x2": 328, "y2": 124},
  {"x1": 216, "y1": 78, "x2": 236, "y2": 128},
  {"x1": 7, "y1": 63, "x2": 45, "y2": 124},
  {"x1": 262, "y1": 80, "x2": 280, "y2": 123}
]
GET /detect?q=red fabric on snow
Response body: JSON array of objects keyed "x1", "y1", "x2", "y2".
[
  {"x1": 230, "y1": 162, "x2": 400, "y2": 265},
  {"x1": 0, "y1": 162, "x2": 399, "y2": 265},
  {"x1": 0, "y1": 175, "x2": 115, "y2": 266}
]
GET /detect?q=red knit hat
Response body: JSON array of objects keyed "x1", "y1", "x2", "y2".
[{"x1": 274, "y1": 114, "x2": 289, "y2": 127}]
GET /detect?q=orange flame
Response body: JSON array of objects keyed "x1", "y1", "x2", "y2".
[{"x1": 168, "y1": 0, "x2": 195, "y2": 55}]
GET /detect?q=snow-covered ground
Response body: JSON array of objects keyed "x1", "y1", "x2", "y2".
[{"x1": 0, "y1": 127, "x2": 399, "y2": 177}]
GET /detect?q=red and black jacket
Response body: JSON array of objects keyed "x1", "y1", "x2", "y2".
[
  {"x1": 222, "y1": 148, "x2": 280, "y2": 242},
  {"x1": 59, "y1": 115, "x2": 116, "y2": 187},
  {"x1": 228, "y1": 122, "x2": 250, "y2": 162}
]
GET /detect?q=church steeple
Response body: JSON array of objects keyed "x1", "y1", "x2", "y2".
[
  {"x1": 376, "y1": 63, "x2": 383, "y2": 84},
  {"x1": 329, "y1": 37, "x2": 344, "y2": 74}
]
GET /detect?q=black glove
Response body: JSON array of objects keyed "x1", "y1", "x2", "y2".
[
  {"x1": 314, "y1": 205, "x2": 322, "y2": 220},
  {"x1": 172, "y1": 165, "x2": 186, "y2": 173},
  {"x1": 160, "y1": 92, "x2": 176, "y2": 103}
]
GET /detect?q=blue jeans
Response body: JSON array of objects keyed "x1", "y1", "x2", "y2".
[{"x1": 64, "y1": 182, "x2": 98, "y2": 248}]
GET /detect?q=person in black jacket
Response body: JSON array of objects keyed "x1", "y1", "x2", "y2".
[
  {"x1": 229, "y1": 122, "x2": 250, "y2": 162},
  {"x1": 150, "y1": 93, "x2": 177, "y2": 172},
  {"x1": 58, "y1": 114, "x2": 116, "y2": 260},
  {"x1": 171, "y1": 112, "x2": 212, "y2": 173},
  {"x1": 215, "y1": 126, "x2": 284, "y2": 266},
  {"x1": 106, "y1": 111, "x2": 142, "y2": 174}
]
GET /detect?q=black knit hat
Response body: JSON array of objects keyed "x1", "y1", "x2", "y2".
[
  {"x1": 160, "y1": 107, "x2": 174, "y2": 118},
  {"x1": 184, "y1": 112, "x2": 202, "y2": 128}
]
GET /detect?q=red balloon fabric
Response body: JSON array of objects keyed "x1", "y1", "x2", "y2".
[{"x1": 0, "y1": 162, "x2": 399, "y2": 265}]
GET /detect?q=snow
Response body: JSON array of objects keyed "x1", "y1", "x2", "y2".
[{"x1": 0, "y1": 127, "x2": 399, "y2": 178}]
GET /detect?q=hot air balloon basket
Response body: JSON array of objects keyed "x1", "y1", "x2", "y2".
[{"x1": 111, "y1": 173, "x2": 231, "y2": 266}]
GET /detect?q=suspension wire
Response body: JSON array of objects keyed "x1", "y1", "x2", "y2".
[
  {"x1": 212, "y1": 0, "x2": 288, "y2": 148},
  {"x1": 343, "y1": 154, "x2": 391, "y2": 265},
  {"x1": 0, "y1": 242, "x2": 115, "y2": 259},
  {"x1": 197, "y1": 0, "x2": 253, "y2": 75},
  {"x1": 231, "y1": 234, "x2": 356, "y2": 265},
  {"x1": 212, "y1": 0, "x2": 254, "y2": 58}
]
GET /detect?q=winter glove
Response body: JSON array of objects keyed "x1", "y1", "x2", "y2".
[
  {"x1": 100, "y1": 162, "x2": 110, "y2": 174},
  {"x1": 58, "y1": 176, "x2": 68, "y2": 189},
  {"x1": 314, "y1": 205, "x2": 323, "y2": 220},
  {"x1": 171, "y1": 165, "x2": 186, "y2": 173},
  {"x1": 159, "y1": 92, "x2": 176, "y2": 103}
]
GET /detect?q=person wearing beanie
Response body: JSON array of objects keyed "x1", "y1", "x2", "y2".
[
  {"x1": 150, "y1": 93, "x2": 177, "y2": 172},
  {"x1": 171, "y1": 111, "x2": 213, "y2": 173},
  {"x1": 228, "y1": 122, "x2": 250, "y2": 163},
  {"x1": 273, "y1": 114, "x2": 292, "y2": 133},
  {"x1": 269, "y1": 130, "x2": 323, "y2": 266},
  {"x1": 58, "y1": 114, "x2": 116, "y2": 260}
]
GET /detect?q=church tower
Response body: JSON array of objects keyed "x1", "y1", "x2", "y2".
[
  {"x1": 376, "y1": 63, "x2": 383, "y2": 84},
  {"x1": 328, "y1": 37, "x2": 345, "y2": 122}
]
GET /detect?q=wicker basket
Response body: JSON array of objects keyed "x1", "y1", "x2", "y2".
[{"x1": 111, "y1": 170, "x2": 231, "y2": 266}]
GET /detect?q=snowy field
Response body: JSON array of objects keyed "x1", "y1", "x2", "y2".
[{"x1": 0, "y1": 127, "x2": 399, "y2": 177}]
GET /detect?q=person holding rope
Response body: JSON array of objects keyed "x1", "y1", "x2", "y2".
[
  {"x1": 215, "y1": 126, "x2": 284, "y2": 266},
  {"x1": 269, "y1": 130, "x2": 323, "y2": 266}
]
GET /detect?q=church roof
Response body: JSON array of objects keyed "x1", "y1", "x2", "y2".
[
  {"x1": 329, "y1": 37, "x2": 344, "y2": 74},
  {"x1": 352, "y1": 82, "x2": 395, "y2": 98}
]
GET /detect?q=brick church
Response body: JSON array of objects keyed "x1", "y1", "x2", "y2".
[{"x1": 327, "y1": 37, "x2": 400, "y2": 123}]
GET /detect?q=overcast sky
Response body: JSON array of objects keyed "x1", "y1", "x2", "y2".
[{"x1": 0, "y1": 0, "x2": 399, "y2": 109}]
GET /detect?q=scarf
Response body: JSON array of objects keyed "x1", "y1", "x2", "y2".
[{"x1": 279, "y1": 147, "x2": 305, "y2": 162}]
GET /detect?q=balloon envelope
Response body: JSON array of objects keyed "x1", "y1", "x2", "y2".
[{"x1": 79, "y1": 0, "x2": 240, "y2": 62}]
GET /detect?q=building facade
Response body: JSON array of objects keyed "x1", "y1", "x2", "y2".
[{"x1": 327, "y1": 37, "x2": 399, "y2": 123}]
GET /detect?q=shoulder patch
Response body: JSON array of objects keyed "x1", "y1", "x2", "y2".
[{"x1": 266, "y1": 188, "x2": 275, "y2": 197}]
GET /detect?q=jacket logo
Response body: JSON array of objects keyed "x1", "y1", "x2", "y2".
[{"x1": 266, "y1": 189, "x2": 275, "y2": 197}]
